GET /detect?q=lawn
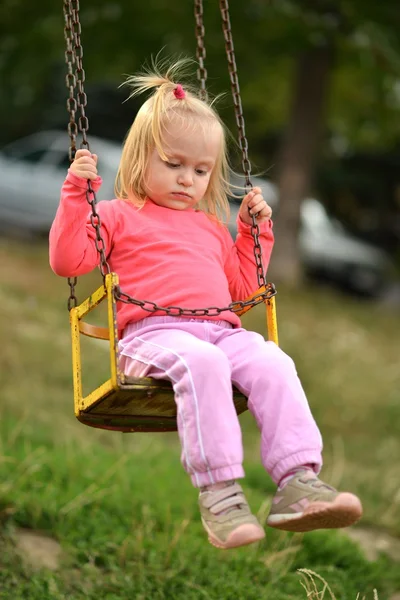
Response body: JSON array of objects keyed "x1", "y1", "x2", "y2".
[{"x1": 0, "y1": 238, "x2": 399, "y2": 599}]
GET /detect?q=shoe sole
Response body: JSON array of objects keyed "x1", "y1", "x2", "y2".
[
  {"x1": 204, "y1": 522, "x2": 265, "y2": 550},
  {"x1": 267, "y1": 493, "x2": 363, "y2": 533}
]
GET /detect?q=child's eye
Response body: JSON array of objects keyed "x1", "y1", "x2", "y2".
[
  {"x1": 196, "y1": 169, "x2": 207, "y2": 176},
  {"x1": 166, "y1": 162, "x2": 180, "y2": 169}
]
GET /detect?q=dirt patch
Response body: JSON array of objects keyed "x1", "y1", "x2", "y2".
[
  {"x1": 13, "y1": 524, "x2": 400, "y2": 573},
  {"x1": 345, "y1": 525, "x2": 400, "y2": 562},
  {"x1": 14, "y1": 528, "x2": 64, "y2": 571}
]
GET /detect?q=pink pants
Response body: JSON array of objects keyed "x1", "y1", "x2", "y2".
[{"x1": 119, "y1": 316, "x2": 323, "y2": 488}]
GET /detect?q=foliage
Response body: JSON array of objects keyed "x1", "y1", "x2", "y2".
[{"x1": 2, "y1": 0, "x2": 400, "y2": 153}]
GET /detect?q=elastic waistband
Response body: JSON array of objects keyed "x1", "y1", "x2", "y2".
[{"x1": 124, "y1": 315, "x2": 233, "y2": 334}]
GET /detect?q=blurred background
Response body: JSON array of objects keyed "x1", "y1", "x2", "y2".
[
  {"x1": 2, "y1": 0, "x2": 400, "y2": 299},
  {"x1": 1, "y1": 1, "x2": 400, "y2": 598}
]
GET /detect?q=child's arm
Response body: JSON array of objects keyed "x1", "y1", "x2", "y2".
[
  {"x1": 224, "y1": 187, "x2": 275, "y2": 300},
  {"x1": 49, "y1": 150, "x2": 115, "y2": 278}
]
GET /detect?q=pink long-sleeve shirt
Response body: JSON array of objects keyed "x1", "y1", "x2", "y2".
[{"x1": 49, "y1": 171, "x2": 274, "y2": 334}]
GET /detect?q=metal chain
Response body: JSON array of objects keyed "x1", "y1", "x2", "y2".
[
  {"x1": 63, "y1": 0, "x2": 110, "y2": 311},
  {"x1": 68, "y1": 0, "x2": 88, "y2": 148},
  {"x1": 63, "y1": 0, "x2": 275, "y2": 315},
  {"x1": 63, "y1": 0, "x2": 79, "y2": 309},
  {"x1": 194, "y1": 0, "x2": 208, "y2": 101},
  {"x1": 63, "y1": 1, "x2": 78, "y2": 162},
  {"x1": 219, "y1": 0, "x2": 266, "y2": 289},
  {"x1": 115, "y1": 284, "x2": 276, "y2": 316}
]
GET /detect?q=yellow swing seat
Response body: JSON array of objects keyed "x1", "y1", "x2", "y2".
[{"x1": 70, "y1": 273, "x2": 278, "y2": 433}]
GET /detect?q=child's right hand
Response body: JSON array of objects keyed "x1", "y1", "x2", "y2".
[{"x1": 69, "y1": 148, "x2": 98, "y2": 180}]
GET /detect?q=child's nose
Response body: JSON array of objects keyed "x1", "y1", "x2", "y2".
[{"x1": 178, "y1": 170, "x2": 193, "y2": 186}]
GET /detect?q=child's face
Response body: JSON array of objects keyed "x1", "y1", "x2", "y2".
[{"x1": 144, "y1": 120, "x2": 221, "y2": 210}]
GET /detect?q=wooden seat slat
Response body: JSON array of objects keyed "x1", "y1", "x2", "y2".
[{"x1": 80, "y1": 381, "x2": 248, "y2": 432}]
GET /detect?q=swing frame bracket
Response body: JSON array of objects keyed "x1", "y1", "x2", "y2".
[{"x1": 69, "y1": 272, "x2": 123, "y2": 416}]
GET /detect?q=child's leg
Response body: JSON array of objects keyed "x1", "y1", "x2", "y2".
[
  {"x1": 215, "y1": 328, "x2": 323, "y2": 483},
  {"x1": 215, "y1": 328, "x2": 362, "y2": 531},
  {"x1": 120, "y1": 318, "x2": 265, "y2": 548},
  {"x1": 120, "y1": 323, "x2": 243, "y2": 487}
]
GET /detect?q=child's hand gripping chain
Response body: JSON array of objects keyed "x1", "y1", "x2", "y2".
[
  {"x1": 239, "y1": 186, "x2": 272, "y2": 226},
  {"x1": 69, "y1": 149, "x2": 98, "y2": 181}
]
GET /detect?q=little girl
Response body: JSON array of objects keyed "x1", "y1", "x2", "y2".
[{"x1": 50, "y1": 60, "x2": 362, "y2": 550}]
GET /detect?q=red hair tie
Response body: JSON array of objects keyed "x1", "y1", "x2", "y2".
[{"x1": 173, "y1": 84, "x2": 186, "y2": 99}]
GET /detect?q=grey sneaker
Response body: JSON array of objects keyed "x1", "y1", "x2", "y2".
[
  {"x1": 267, "y1": 471, "x2": 363, "y2": 532},
  {"x1": 199, "y1": 482, "x2": 265, "y2": 549}
]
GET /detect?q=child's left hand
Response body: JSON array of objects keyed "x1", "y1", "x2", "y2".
[{"x1": 238, "y1": 186, "x2": 272, "y2": 226}]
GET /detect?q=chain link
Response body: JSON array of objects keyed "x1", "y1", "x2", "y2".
[
  {"x1": 219, "y1": 0, "x2": 266, "y2": 288},
  {"x1": 114, "y1": 283, "x2": 276, "y2": 316},
  {"x1": 86, "y1": 186, "x2": 111, "y2": 279},
  {"x1": 67, "y1": 277, "x2": 78, "y2": 311},
  {"x1": 63, "y1": 0, "x2": 274, "y2": 316},
  {"x1": 63, "y1": 0, "x2": 110, "y2": 311},
  {"x1": 63, "y1": 1, "x2": 78, "y2": 162},
  {"x1": 69, "y1": 0, "x2": 89, "y2": 149},
  {"x1": 64, "y1": 0, "x2": 79, "y2": 309},
  {"x1": 194, "y1": 0, "x2": 208, "y2": 101}
]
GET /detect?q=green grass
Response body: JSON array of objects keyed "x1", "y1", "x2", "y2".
[{"x1": 0, "y1": 238, "x2": 399, "y2": 599}]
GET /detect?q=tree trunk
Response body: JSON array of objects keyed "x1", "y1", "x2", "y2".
[{"x1": 269, "y1": 42, "x2": 335, "y2": 286}]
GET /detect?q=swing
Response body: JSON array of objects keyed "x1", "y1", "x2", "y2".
[{"x1": 63, "y1": 0, "x2": 279, "y2": 433}]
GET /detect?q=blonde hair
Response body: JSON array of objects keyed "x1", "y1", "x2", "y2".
[{"x1": 115, "y1": 58, "x2": 231, "y2": 221}]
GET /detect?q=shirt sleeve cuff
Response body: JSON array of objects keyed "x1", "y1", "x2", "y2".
[{"x1": 66, "y1": 170, "x2": 103, "y2": 192}]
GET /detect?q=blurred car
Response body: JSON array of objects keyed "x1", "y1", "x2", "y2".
[
  {"x1": 0, "y1": 130, "x2": 392, "y2": 296},
  {"x1": 298, "y1": 198, "x2": 392, "y2": 295},
  {"x1": 229, "y1": 175, "x2": 392, "y2": 296},
  {"x1": 0, "y1": 130, "x2": 121, "y2": 235}
]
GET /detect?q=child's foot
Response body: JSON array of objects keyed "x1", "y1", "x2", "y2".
[
  {"x1": 199, "y1": 482, "x2": 265, "y2": 549},
  {"x1": 267, "y1": 470, "x2": 363, "y2": 532}
]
